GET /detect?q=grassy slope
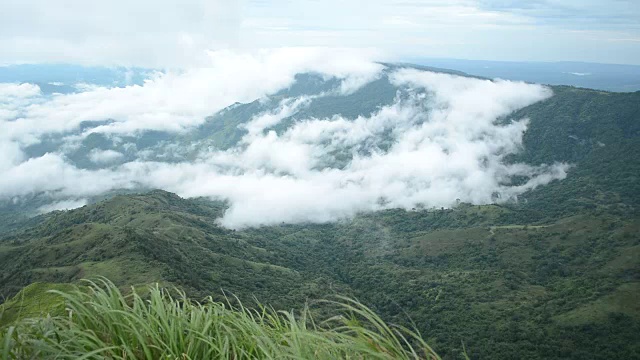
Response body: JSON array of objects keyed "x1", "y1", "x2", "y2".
[{"x1": 0, "y1": 282, "x2": 73, "y2": 327}]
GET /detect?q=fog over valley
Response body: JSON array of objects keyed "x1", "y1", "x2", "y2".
[{"x1": 0, "y1": 49, "x2": 570, "y2": 228}]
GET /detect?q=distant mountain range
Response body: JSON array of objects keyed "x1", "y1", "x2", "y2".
[
  {"x1": 0, "y1": 64, "x2": 150, "y2": 94},
  {"x1": 3, "y1": 59, "x2": 639, "y2": 95},
  {"x1": 409, "y1": 58, "x2": 640, "y2": 92}
]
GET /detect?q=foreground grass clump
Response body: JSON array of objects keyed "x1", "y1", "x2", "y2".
[{"x1": 1, "y1": 279, "x2": 440, "y2": 359}]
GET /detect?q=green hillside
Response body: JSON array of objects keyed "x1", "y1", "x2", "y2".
[
  {"x1": 1, "y1": 188, "x2": 638, "y2": 359},
  {"x1": 511, "y1": 86, "x2": 640, "y2": 219}
]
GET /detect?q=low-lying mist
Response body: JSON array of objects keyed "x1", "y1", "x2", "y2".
[{"x1": 0, "y1": 48, "x2": 569, "y2": 228}]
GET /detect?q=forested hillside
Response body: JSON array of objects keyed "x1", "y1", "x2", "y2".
[
  {"x1": 2, "y1": 190, "x2": 638, "y2": 358},
  {"x1": 512, "y1": 86, "x2": 640, "y2": 219}
]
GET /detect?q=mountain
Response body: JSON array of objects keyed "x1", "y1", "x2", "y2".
[
  {"x1": 0, "y1": 64, "x2": 149, "y2": 94},
  {"x1": 190, "y1": 77, "x2": 640, "y2": 221},
  {"x1": 2, "y1": 190, "x2": 639, "y2": 359},
  {"x1": 1, "y1": 63, "x2": 639, "y2": 359},
  {"x1": 408, "y1": 59, "x2": 640, "y2": 92}
]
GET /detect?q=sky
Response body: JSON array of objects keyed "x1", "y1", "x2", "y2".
[{"x1": 1, "y1": 0, "x2": 639, "y2": 67}]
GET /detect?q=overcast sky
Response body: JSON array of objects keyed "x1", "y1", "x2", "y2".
[{"x1": 1, "y1": 0, "x2": 639, "y2": 67}]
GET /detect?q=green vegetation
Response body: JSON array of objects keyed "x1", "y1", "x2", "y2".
[
  {"x1": 1, "y1": 191, "x2": 638, "y2": 359},
  {"x1": 1, "y1": 278, "x2": 442, "y2": 360},
  {"x1": 508, "y1": 86, "x2": 640, "y2": 220},
  {"x1": 0, "y1": 283, "x2": 73, "y2": 327}
]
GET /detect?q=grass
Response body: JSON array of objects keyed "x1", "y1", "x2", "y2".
[
  {"x1": 0, "y1": 283, "x2": 74, "y2": 328},
  {"x1": 1, "y1": 278, "x2": 445, "y2": 360}
]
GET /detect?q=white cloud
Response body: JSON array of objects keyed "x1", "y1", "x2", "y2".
[
  {"x1": 1, "y1": 0, "x2": 638, "y2": 66},
  {"x1": 88, "y1": 149, "x2": 124, "y2": 164},
  {"x1": 0, "y1": 83, "x2": 42, "y2": 122},
  {"x1": 37, "y1": 199, "x2": 88, "y2": 213},
  {"x1": 0, "y1": 0, "x2": 241, "y2": 67},
  {"x1": 0, "y1": 141, "x2": 24, "y2": 172},
  {"x1": 0, "y1": 56, "x2": 568, "y2": 228},
  {"x1": 0, "y1": 154, "x2": 137, "y2": 199},
  {"x1": 0, "y1": 83, "x2": 41, "y2": 98},
  {"x1": 242, "y1": 96, "x2": 315, "y2": 138},
  {"x1": 0, "y1": 48, "x2": 382, "y2": 146}
]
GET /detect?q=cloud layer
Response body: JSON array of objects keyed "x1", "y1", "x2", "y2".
[
  {"x1": 0, "y1": 49, "x2": 568, "y2": 228},
  {"x1": 1, "y1": 0, "x2": 638, "y2": 66}
]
